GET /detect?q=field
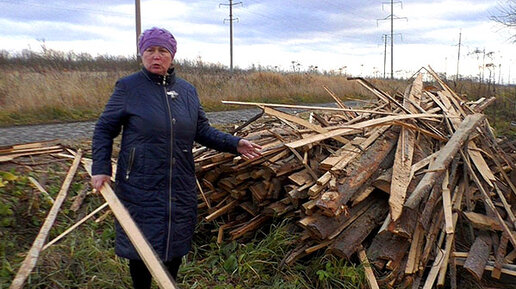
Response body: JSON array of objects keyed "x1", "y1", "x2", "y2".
[{"x1": 1, "y1": 51, "x2": 516, "y2": 288}]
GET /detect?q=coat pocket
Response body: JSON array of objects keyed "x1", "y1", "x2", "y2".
[{"x1": 125, "y1": 147, "x2": 136, "y2": 181}]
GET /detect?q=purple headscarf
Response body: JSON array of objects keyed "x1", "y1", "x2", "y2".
[{"x1": 138, "y1": 27, "x2": 177, "y2": 56}]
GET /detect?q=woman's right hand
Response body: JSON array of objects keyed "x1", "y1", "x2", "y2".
[{"x1": 91, "y1": 174, "x2": 111, "y2": 191}]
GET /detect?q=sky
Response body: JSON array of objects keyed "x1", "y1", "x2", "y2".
[{"x1": 0, "y1": 0, "x2": 515, "y2": 83}]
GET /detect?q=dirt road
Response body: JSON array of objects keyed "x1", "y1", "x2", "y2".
[{"x1": 0, "y1": 108, "x2": 266, "y2": 147}]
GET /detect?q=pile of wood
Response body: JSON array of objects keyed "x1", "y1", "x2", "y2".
[{"x1": 195, "y1": 66, "x2": 516, "y2": 288}]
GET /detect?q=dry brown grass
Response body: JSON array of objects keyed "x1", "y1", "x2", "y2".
[{"x1": 0, "y1": 67, "x2": 396, "y2": 126}]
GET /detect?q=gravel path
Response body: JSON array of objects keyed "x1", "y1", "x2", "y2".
[{"x1": 0, "y1": 103, "x2": 348, "y2": 147}]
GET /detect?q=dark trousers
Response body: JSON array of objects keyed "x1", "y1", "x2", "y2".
[{"x1": 129, "y1": 257, "x2": 182, "y2": 289}]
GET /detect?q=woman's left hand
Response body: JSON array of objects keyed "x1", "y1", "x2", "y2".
[{"x1": 237, "y1": 139, "x2": 262, "y2": 160}]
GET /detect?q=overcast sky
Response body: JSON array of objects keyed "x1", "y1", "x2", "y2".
[{"x1": 0, "y1": 0, "x2": 515, "y2": 82}]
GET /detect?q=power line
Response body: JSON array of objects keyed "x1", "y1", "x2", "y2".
[
  {"x1": 220, "y1": 0, "x2": 242, "y2": 72},
  {"x1": 377, "y1": 0, "x2": 407, "y2": 79}
]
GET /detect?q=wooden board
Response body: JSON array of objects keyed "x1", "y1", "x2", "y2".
[
  {"x1": 286, "y1": 113, "x2": 441, "y2": 149},
  {"x1": 83, "y1": 159, "x2": 178, "y2": 289},
  {"x1": 10, "y1": 151, "x2": 82, "y2": 289},
  {"x1": 389, "y1": 74, "x2": 422, "y2": 221}
]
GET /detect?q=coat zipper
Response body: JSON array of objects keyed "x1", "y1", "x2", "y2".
[
  {"x1": 164, "y1": 83, "x2": 175, "y2": 259},
  {"x1": 125, "y1": 147, "x2": 135, "y2": 180}
]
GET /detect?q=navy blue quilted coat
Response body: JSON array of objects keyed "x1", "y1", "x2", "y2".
[{"x1": 92, "y1": 67, "x2": 240, "y2": 261}]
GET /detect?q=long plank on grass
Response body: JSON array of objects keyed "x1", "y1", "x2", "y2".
[
  {"x1": 82, "y1": 159, "x2": 178, "y2": 289},
  {"x1": 10, "y1": 151, "x2": 82, "y2": 289}
]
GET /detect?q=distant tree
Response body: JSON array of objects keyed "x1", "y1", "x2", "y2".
[{"x1": 491, "y1": 0, "x2": 516, "y2": 42}]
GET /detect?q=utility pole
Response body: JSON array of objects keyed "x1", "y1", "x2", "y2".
[
  {"x1": 378, "y1": 0, "x2": 407, "y2": 79},
  {"x1": 383, "y1": 34, "x2": 387, "y2": 79},
  {"x1": 135, "y1": 0, "x2": 141, "y2": 63},
  {"x1": 220, "y1": 0, "x2": 242, "y2": 73},
  {"x1": 381, "y1": 33, "x2": 401, "y2": 79},
  {"x1": 456, "y1": 30, "x2": 461, "y2": 81}
]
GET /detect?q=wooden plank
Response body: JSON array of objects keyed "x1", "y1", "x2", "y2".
[
  {"x1": 43, "y1": 202, "x2": 109, "y2": 251},
  {"x1": 442, "y1": 172, "x2": 454, "y2": 234},
  {"x1": 463, "y1": 211, "x2": 508, "y2": 231},
  {"x1": 462, "y1": 149, "x2": 516, "y2": 248},
  {"x1": 422, "y1": 248, "x2": 445, "y2": 289},
  {"x1": 10, "y1": 151, "x2": 82, "y2": 289},
  {"x1": 288, "y1": 169, "x2": 312, "y2": 186},
  {"x1": 0, "y1": 148, "x2": 63, "y2": 162},
  {"x1": 286, "y1": 113, "x2": 441, "y2": 149},
  {"x1": 229, "y1": 214, "x2": 271, "y2": 240},
  {"x1": 330, "y1": 125, "x2": 391, "y2": 174},
  {"x1": 328, "y1": 200, "x2": 389, "y2": 259},
  {"x1": 494, "y1": 183, "x2": 516, "y2": 228},
  {"x1": 403, "y1": 114, "x2": 485, "y2": 213},
  {"x1": 298, "y1": 195, "x2": 377, "y2": 240},
  {"x1": 358, "y1": 247, "x2": 380, "y2": 289},
  {"x1": 463, "y1": 231, "x2": 492, "y2": 280},
  {"x1": 82, "y1": 159, "x2": 178, "y2": 289},
  {"x1": 263, "y1": 107, "x2": 350, "y2": 145},
  {"x1": 222, "y1": 100, "x2": 396, "y2": 115},
  {"x1": 405, "y1": 225, "x2": 424, "y2": 274},
  {"x1": 28, "y1": 176, "x2": 54, "y2": 204},
  {"x1": 437, "y1": 233, "x2": 455, "y2": 287},
  {"x1": 492, "y1": 233, "x2": 509, "y2": 279},
  {"x1": 390, "y1": 74, "x2": 422, "y2": 221},
  {"x1": 455, "y1": 258, "x2": 516, "y2": 277},
  {"x1": 205, "y1": 199, "x2": 238, "y2": 222},
  {"x1": 468, "y1": 141, "x2": 496, "y2": 187},
  {"x1": 316, "y1": 128, "x2": 397, "y2": 216}
]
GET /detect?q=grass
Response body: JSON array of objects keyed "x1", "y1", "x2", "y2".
[
  {"x1": 1, "y1": 48, "x2": 514, "y2": 139},
  {"x1": 0, "y1": 145, "x2": 365, "y2": 289}
]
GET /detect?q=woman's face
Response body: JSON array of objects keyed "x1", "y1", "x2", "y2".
[{"x1": 142, "y1": 46, "x2": 173, "y2": 75}]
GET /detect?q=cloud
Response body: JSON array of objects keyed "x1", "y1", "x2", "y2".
[{"x1": 0, "y1": 0, "x2": 514, "y2": 82}]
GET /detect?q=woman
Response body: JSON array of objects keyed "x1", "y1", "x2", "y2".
[{"x1": 91, "y1": 27, "x2": 261, "y2": 288}]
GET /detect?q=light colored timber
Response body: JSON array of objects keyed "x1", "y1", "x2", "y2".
[
  {"x1": 494, "y1": 183, "x2": 516, "y2": 228},
  {"x1": 28, "y1": 176, "x2": 54, "y2": 204},
  {"x1": 323, "y1": 85, "x2": 348, "y2": 109},
  {"x1": 286, "y1": 113, "x2": 441, "y2": 149},
  {"x1": 263, "y1": 106, "x2": 349, "y2": 145},
  {"x1": 422, "y1": 248, "x2": 445, "y2": 289},
  {"x1": 196, "y1": 177, "x2": 212, "y2": 209},
  {"x1": 0, "y1": 145, "x2": 62, "y2": 155},
  {"x1": 437, "y1": 229, "x2": 456, "y2": 286},
  {"x1": 404, "y1": 114, "x2": 484, "y2": 211},
  {"x1": 389, "y1": 73, "x2": 422, "y2": 221},
  {"x1": 205, "y1": 199, "x2": 238, "y2": 222},
  {"x1": 405, "y1": 225, "x2": 424, "y2": 274},
  {"x1": 0, "y1": 148, "x2": 63, "y2": 162},
  {"x1": 43, "y1": 202, "x2": 109, "y2": 251},
  {"x1": 221, "y1": 100, "x2": 396, "y2": 115},
  {"x1": 10, "y1": 151, "x2": 82, "y2": 289},
  {"x1": 467, "y1": 141, "x2": 496, "y2": 187},
  {"x1": 442, "y1": 172, "x2": 454, "y2": 234},
  {"x1": 82, "y1": 159, "x2": 178, "y2": 289},
  {"x1": 358, "y1": 246, "x2": 380, "y2": 289}
]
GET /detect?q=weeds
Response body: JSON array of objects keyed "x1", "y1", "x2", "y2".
[{"x1": 0, "y1": 151, "x2": 365, "y2": 289}]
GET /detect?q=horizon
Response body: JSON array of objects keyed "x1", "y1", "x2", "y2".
[{"x1": 0, "y1": 0, "x2": 515, "y2": 82}]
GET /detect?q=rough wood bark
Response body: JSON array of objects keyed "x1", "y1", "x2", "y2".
[
  {"x1": 328, "y1": 199, "x2": 389, "y2": 259},
  {"x1": 463, "y1": 231, "x2": 492, "y2": 281},
  {"x1": 316, "y1": 129, "x2": 397, "y2": 216},
  {"x1": 298, "y1": 195, "x2": 378, "y2": 240}
]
